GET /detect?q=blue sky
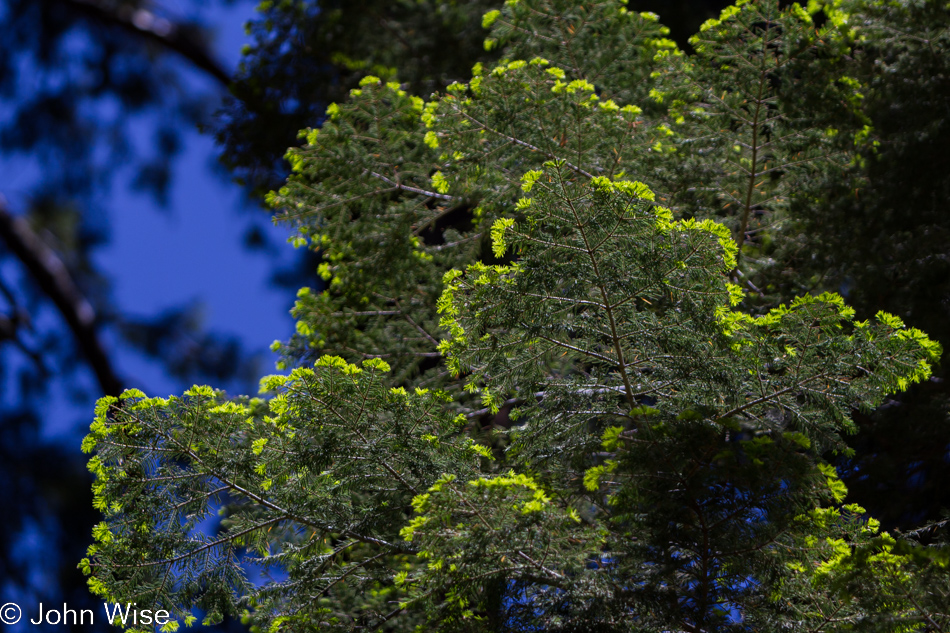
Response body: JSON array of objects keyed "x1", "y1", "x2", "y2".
[{"x1": 46, "y1": 0, "x2": 299, "y2": 438}]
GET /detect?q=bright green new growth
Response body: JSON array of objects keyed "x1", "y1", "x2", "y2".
[{"x1": 84, "y1": 0, "x2": 949, "y2": 631}]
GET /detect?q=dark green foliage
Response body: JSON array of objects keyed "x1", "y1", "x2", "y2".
[
  {"x1": 85, "y1": 0, "x2": 950, "y2": 631},
  {"x1": 217, "y1": 0, "x2": 497, "y2": 194},
  {"x1": 424, "y1": 170, "x2": 937, "y2": 631},
  {"x1": 484, "y1": 0, "x2": 673, "y2": 106},
  {"x1": 789, "y1": 0, "x2": 950, "y2": 528},
  {"x1": 84, "y1": 362, "x2": 478, "y2": 631}
]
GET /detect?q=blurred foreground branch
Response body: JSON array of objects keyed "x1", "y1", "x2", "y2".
[
  {"x1": 0, "y1": 197, "x2": 123, "y2": 396},
  {"x1": 55, "y1": 0, "x2": 232, "y2": 87}
]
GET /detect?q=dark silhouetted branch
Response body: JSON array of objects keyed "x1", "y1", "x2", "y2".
[
  {"x1": 0, "y1": 198, "x2": 123, "y2": 396},
  {"x1": 56, "y1": 0, "x2": 232, "y2": 88}
]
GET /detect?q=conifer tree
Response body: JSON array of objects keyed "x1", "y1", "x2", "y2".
[{"x1": 83, "y1": 0, "x2": 950, "y2": 630}]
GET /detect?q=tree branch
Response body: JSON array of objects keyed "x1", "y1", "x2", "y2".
[
  {"x1": 54, "y1": 0, "x2": 232, "y2": 88},
  {"x1": 0, "y1": 198, "x2": 123, "y2": 396}
]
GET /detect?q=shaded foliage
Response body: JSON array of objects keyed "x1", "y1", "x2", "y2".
[
  {"x1": 216, "y1": 0, "x2": 498, "y2": 195},
  {"x1": 85, "y1": 1, "x2": 950, "y2": 630}
]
